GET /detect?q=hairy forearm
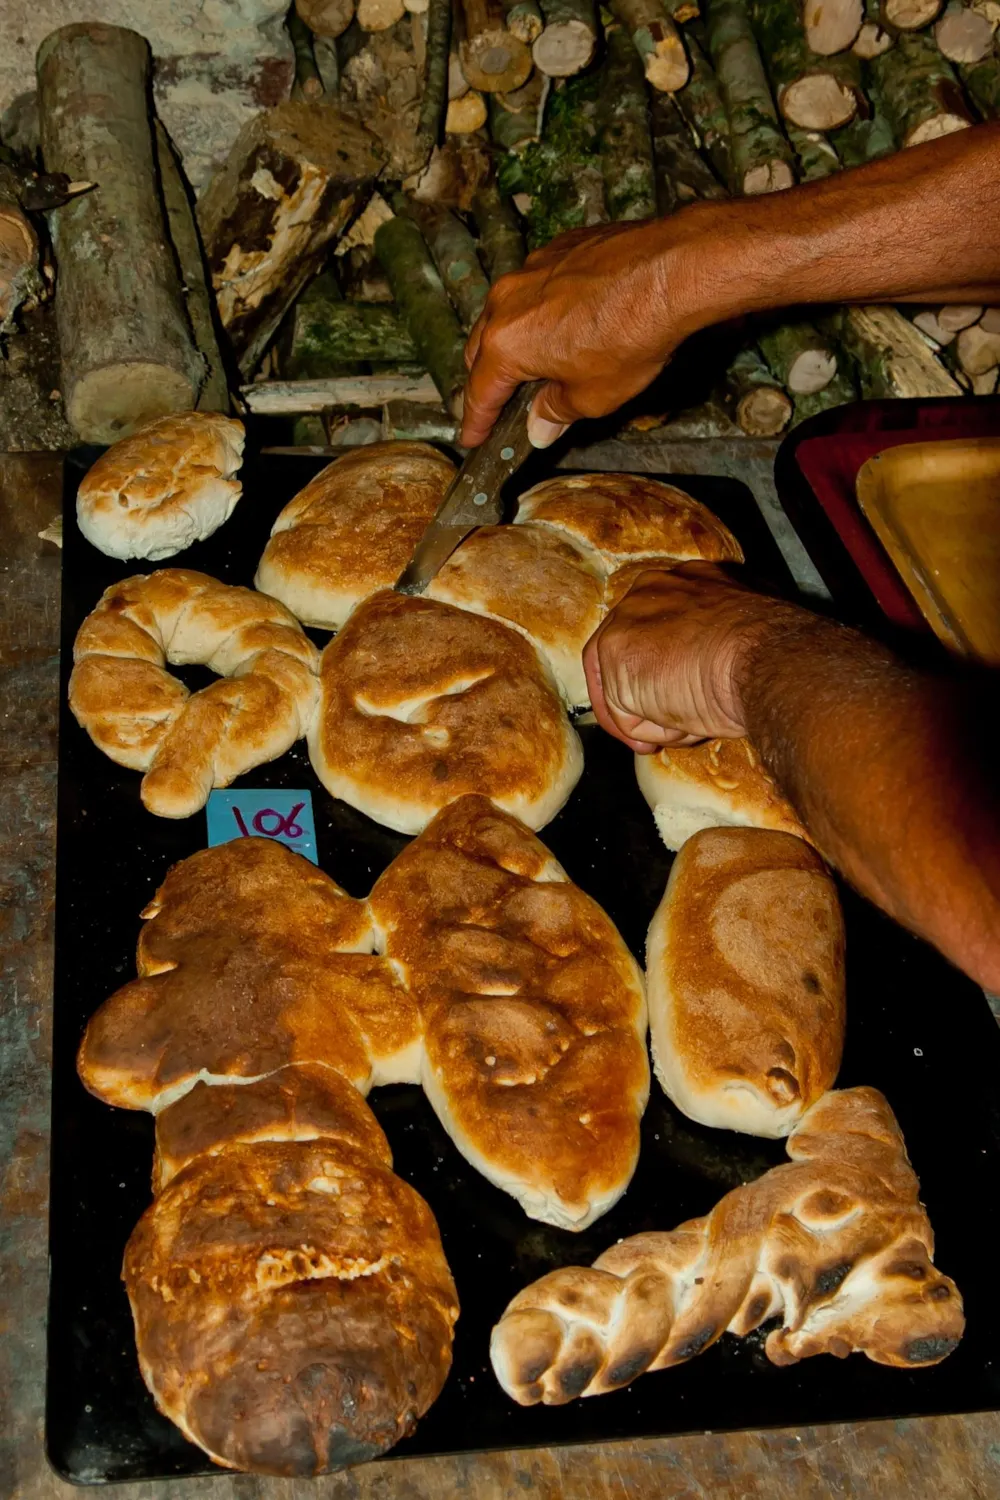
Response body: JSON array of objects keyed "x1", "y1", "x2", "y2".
[
  {"x1": 662, "y1": 125, "x2": 1000, "y2": 340},
  {"x1": 736, "y1": 615, "x2": 1000, "y2": 991}
]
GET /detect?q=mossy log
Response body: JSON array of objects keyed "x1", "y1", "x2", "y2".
[
  {"x1": 803, "y1": 0, "x2": 862, "y2": 54},
  {"x1": 830, "y1": 106, "x2": 895, "y2": 162},
  {"x1": 382, "y1": 396, "x2": 459, "y2": 438},
  {"x1": 497, "y1": 71, "x2": 607, "y2": 246},
  {"x1": 472, "y1": 177, "x2": 526, "y2": 278},
  {"x1": 488, "y1": 72, "x2": 548, "y2": 150},
  {"x1": 791, "y1": 365, "x2": 857, "y2": 423},
  {"x1": 831, "y1": 305, "x2": 962, "y2": 397},
  {"x1": 751, "y1": 0, "x2": 863, "y2": 129},
  {"x1": 533, "y1": 0, "x2": 599, "y2": 75},
  {"x1": 706, "y1": 0, "x2": 795, "y2": 193},
  {"x1": 416, "y1": 0, "x2": 453, "y2": 162},
  {"x1": 650, "y1": 90, "x2": 728, "y2": 211},
  {"x1": 725, "y1": 344, "x2": 793, "y2": 433},
  {"x1": 960, "y1": 52, "x2": 1000, "y2": 118},
  {"x1": 37, "y1": 24, "x2": 204, "y2": 443},
  {"x1": 459, "y1": 0, "x2": 534, "y2": 91},
  {"x1": 869, "y1": 30, "x2": 973, "y2": 145},
  {"x1": 608, "y1": 0, "x2": 690, "y2": 91},
  {"x1": 600, "y1": 25, "x2": 658, "y2": 220},
  {"x1": 374, "y1": 204, "x2": 468, "y2": 414},
  {"x1": 758, "y1": 318, "x2": 838, "y2": 392},
  {"x1": 786, "y1": 123, "x2": 841, "y2": 178},
  {"x1": 674, "y1": 32, "x2": 734, "y2": 184},
  {"x1": 403, "y1": 200, "x2": 491, "y2": 327},
  {"x1": 287, "y1": 298, "x2": 419, "y2": 374}
]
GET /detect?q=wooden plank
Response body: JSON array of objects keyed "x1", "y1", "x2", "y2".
[{"x1": 242, "y1": 374, "x2": 443, "y2": 412}]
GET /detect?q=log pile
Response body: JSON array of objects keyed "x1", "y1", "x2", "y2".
[{"x1": 16, "y1": 2, "x2": 1000, "y2": 451}]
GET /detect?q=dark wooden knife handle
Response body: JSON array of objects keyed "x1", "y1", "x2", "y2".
[{"x1": 443, "y1": 381, "x2": 544, "y2": 528}]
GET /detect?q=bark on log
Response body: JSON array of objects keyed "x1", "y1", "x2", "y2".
[
  {"x1": 417, "y1": 0, "x2": 453, "y2": 162},
  {"x1": 374, "y1": 205, "x2": 468, "y2": 414},
  {"x1": 935, "y1": 0, "x2": 995, "y2": 61},
  {"x1": 382, "y1": 396, "x2": 458, "y2": 438},
  {"x1": 459, "y1": 0, "x2": 534, "y2": 91},
  {"x1": 959, "y1": 52, "x2": 1000, "y2": 118},
  {"x1": 154, "y1": 123, "x2": 230, "y2": 414},
  {"x1": 447, "y1": 90, "x2": 489, "y2": 129},
  {"x1": 883, "y1": 0, "x2": 942, "y2": 28},
  {"x1": 803, "y1": 0, "x2": 863, "y2": 53},
  {"x1": 667, "y1": 0, "x2": 702, "y2": 20},
  {"x1": 650, "y1": 89, "x2": 728, "y2": 210},
  {"x1": 282, "y1": 269, "x2": 362, "y2": 377},
  {"x1": 472, "y1": 177, "x2": 526, "y2": 278},
  {"x1": 197, "y1": 101, "x2": 383, "y2": 378},
  {"x1": 402, "y1": 200, "x2": 491, "y2": 326},
  {"x1": 869, "y1": 30, "x2": 973, "y2": 145},
  {"x1": 758, "y1": 318, "x2": 838, "y2": 392},
  {"x1": 786, "y1": 123, "x2": 841, "y2": 177},
  {"x1": 296, "y1": 0, "x2": 357, "y2": 37},
  {"x1": 0, "y1": 175, "x2": 38, "y2": 333},
  {"x1": 533, "y1": 0, "x2": 600, "y2": 77},
  {"x1": 505, "y1": 0, "x2": 546, "y2": 41},
  {"x1": 956, "y1": 322, "x2": 1000, "y2": 374},
  {"x1": 340, "y1": 244, "x2": 395, "y2": 301},
  {"x1": 37, "y1": 24, "x2": 205, "y2": 443},
  {"x1": 289, "y1": 9, "x2": 325, "y2": 99},
  {"x1": 313, "y1": 36, "x2": 341, "y2": 93},
  {"x1": 791, "y1": 365, "x2": 857, "y2": 423},
  {"x1": 674, "y1": 32, "x2": 734, "y2": 184},
  {"x1": 831, "y1": 106, "x2": 895, "y2": 161},
  {"x1": 607, "y1": 0, "x2": 690, "y2": 92},
  {"x1": 600, "y1": 25, "x2": 659, "y2": 220},
  {"x1": 243, "y1": 373, "x2": 442, "y2": 411},
  {"x1": 706, "y1": 0, "x2": 795, "y2": 193},
  {"x1": 0, "y1": 299, "x2": 75, "y2": 451},
  {"x1": 725, "y1": 344, "x2": 793, "y2": 434},
  {"x1": 287, "y1": 298, "x2": 418, "y2": 373},
  {"x1": 488, "y1": 72, "x2": 548, "y2": 149},
  {"x1": 832, "y1": 305, "x2": 962, "y2": 396},
  {"x1": 496, "y1": 72, "x2": 606, "y2": 245},
  {"x1": 751, "y1": 0, "x2": 863, "y2": 129},
  {"x1": 339, "y1": 19, "x2": 425, "y2": 177},
  {"x1": 405, "y1": 137, "x2": 494, "y2": 209}
]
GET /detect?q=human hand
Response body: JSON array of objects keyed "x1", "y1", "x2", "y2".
[
  {"x1": 583, "y1": 564, "x2": 797, "y2": 752},
  {"x1": 459, "y1": 215, "x2": 715, "y2": 449}
]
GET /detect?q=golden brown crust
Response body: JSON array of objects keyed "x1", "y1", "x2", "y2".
[
  {"x1": 125, "y1": 1140, "x2": 458, "y2": 1476},
  {"x1": 69, "y1": 570, "x2": 320, "y2": 817},
  {"x1": 490, "y1": 1087, "x2": 964, "y2": 1405},
  {"x1": 152, "y1": 1064, "x2": 393, "y2": 1192},
  {"x1": 76, "y1": 412, "x2": 245, "y2": 562},
  {"x1": 515, "y1": 474, "x2": 744, "y2": 566},
  {"x1": 78, "y1": 840, "x2": 421, "y2": 1111},
  {"x1": 368, "y1": 796, "x2": 649, "y2": 1229},
  {"x1": 636, "y1": 736, "x2": 811, "y2": 851},
  {"x1": 647, "y1": 827, "x2": 845, "y2": 1137},
  {"x1": 308, "y1": 592, "x2": 583, "y2": 835},
  {"x1": 255, "y1": 443, "x2": 456, "y2": 628}
]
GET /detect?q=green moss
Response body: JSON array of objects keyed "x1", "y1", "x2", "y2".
[{"x1": 498, "y1": 71, "x2": 605, "y2": 247}]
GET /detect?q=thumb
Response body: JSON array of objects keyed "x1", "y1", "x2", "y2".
[{"x1": 527, "y1": 382, "x2": 577, "y2": 449}]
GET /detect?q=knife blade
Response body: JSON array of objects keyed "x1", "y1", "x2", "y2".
[{"x1": 394, "y1": 382, "x2": 542, "y2": 595}]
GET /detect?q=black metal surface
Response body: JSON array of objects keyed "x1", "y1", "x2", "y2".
[{"x1": 47, "y1": 444, "x2": 1000, "y2": 1484}]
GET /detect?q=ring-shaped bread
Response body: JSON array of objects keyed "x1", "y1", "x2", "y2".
[{"x1": 69, "y1": 568, "x2": 320, "y2": 818}]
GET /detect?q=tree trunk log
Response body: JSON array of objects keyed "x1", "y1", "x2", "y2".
[
  {"x1": 935, "y1": 0, "x2": 994, "y2": 61},
  {"x1": 197, "y1": 101, "x2": 383, "y2": 378},
  {"x1": 751, "y1": 0, "x2": 862, "y2": 130},
  {"x1": 243, "y1": 373, "x2": 442, "y2": 411},
  {"x1": 489, "y1": 73, "x2": 548, "y2": 151},
  {"x1": 959, "y1": 52, "x2": 1000, "y2": 118},
  {"x1": 674, "y1": 32, "x2": 735, "y2": 184},
  {"x1": 459, "y1": 0, "x2": 534, "y2": 91},
  {"x1": 883, "y1": 0, "x2": 942, "y2": 28},
  {"x1": 296, "y1": 0, "x2": 357, "y2": 38},
  {"x1": 289, "y1": 9, "x2": 325, "y2": 99},
  {"x1": 607, "y1": 0, "x2": 690, "y2": 91},
  {"x1": 154, "y1": 123, "x2": 230, "y2": 414},
  {"x1": 374, "y1": 204, "x2": 468, "y2": 414},
  {"x1": 0, "y1": 175, "x2": 38, "y2": 333},
  {"x1": 725, "y1": 344, "x2": 793, "y2": 434},
  {"x1": 869, "y1": 30, "x2": 972, "y2": 145},
  {"x1": 533, "y1": 0, "x2": 600, "y2": 77},
  {"x1": 505, "y1": 0, "x2": 546, "y2": 41},
  {"x1": 357, "y1": 0, "x2": 408, "y2": 30},
  {"x1": 0, "y1": 299, "x2": 75, "y2": 451},
  {"x1": 803, "y1": 0, "x2": 863, "y2": 54},
  {"x1": 600, "y1": 25, "x2": 659, "y2": 220},
  {"x1": 382, "y1": 396, "x2": 458, "y2": 438},
  {"x1": 832, "y1": 305, "x2": 962, "y2": 397},
  {"x1": 402, "y1": 200, "x2": 491, "y2": 326},
  {"x1": 853, "y1": 0, "x2": 895, "y2": 58},
  {"x1": 956, "y1": 322, "x2": 1000, "y2": 375},
  {"x1": 791, "y1": 364, "x2": 857, "y2": 423},
  {"x1": 758, "y1": 318, "x2": 838, "y2": 392},
  {"x1": 496, "y1": 73, "x2": 606, "y2": 246},
  {"x1": 417, "y1": 0, "x2": 453, "y2": 161},
  {"x1": 287, "y1": 298, "x2": 419, "y2": 373},
  {"x1": 37, "y1": 24, "x2": 204, "y2": 443},
  {"x1": 447, "y1": 91, "x2": 489, "y2": 130},
  {"x1": 706, "y1": 0, "x2": 795, "y2": 193},
  {"x1": 650, "y1": 90, "x2": 728, "y2": 211},
  {"x1": 472, "y1": 177, "x2": 526, "y2": 278},
  {"x1": 830, "y1": 107, "x2": 895, "y2": 162},
  {"x1": 786, "y1": 123, "x2": 841, "y2": 177}
]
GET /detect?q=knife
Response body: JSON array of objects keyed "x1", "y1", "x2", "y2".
[{"x1": 394, "y1": 382, "x2": 542, "y2": 595}]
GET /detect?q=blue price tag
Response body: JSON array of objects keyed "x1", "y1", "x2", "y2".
[{"x1": 206, "y1": 789, "x2": 318, "y2": 864}]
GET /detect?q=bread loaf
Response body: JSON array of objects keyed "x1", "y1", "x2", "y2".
[
  {"x1": 255, "y1": 442, "x2": 456, "y2": 628},
  {"x1": 308, "y1": 591, "x2": 584, "y2": 834},
  {"x1": 69, "y1": 570, "x2": 320, "y2": 818},
  {"x1": 636, "y1": 736, "x2": 810, "y2": 851},
  {"x1": 646, "y1": 827, "x2": 845, "y2": 1137},
  {"x1": 490, "y1": 1087, "x2": 964, "y2": 1404},
  {"x1": 76, "y1": 412, "x2": 245, "y2": 561},
  {"x1": 368, "y1": 795, "x2": 649, "y2": 1230}
]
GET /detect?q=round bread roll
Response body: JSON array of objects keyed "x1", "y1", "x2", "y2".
[
  {"x1": 515, "y1": 473, "x2": 744, "y2": 568},
  {"x1": 646, "y1": 826, "x2": 845, "y2": 1137},
  {"x1": 69, "y1": 570, "x2": 319, "y2": 818},
  {"x1": 76, "y1": 412, "x2": 245, "y2": 561},
  {"x1": 426, "y1": 523, "x2": 605, "y2": 708},
  {"x1": 308, "y1": 591, "x2": 584, "y2": 834},
  {"x1": 636, "y1": 736, "x2": 810, "y2": 851},
  {"x1": 255, "y1": 442, "x2": 456, "y2": 629}
]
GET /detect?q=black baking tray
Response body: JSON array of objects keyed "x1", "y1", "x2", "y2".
[{"x1": 47, "y1": 441, "x2": 1000, "y2": 1483}]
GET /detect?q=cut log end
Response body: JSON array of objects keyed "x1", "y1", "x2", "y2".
[
  {"x1": 743, "y1": 160, "x2": 796, "y2": 195},
  {"x1": 937, "y1": 303, "x2": 984, "y2": 331},
  {"x1": 884, "y1": 0, "x2": 943, "y2": 26},
  {"x1": 67, "y1": 363, "x2": 196, "y2": 446},
  {"x1": 357, "y1": 0, "x2": 407, "y2": 27},
  {"x1": 904, "y1": 112, "x2": 971, "y2": 146},
  {"x1": 0, "y1": 204, "x2": 38, "y2": 326},
  {"x1": 972, "y1": 367, "x2": 999, "y2": 394},
  {"x1": 853, "y1": 21, "x2": 894, "y2": 56},
  {"x1": 446, "y1": 90, "x2": 489, "y2": 131},
  {"x1": 461, "y1": 30, "x2": 533, "y2": 91},
  {"x1": 935, "y1": 3, "x2": 995, "y2": 62},
  {"x1": 980, "y1": 307, "x2": 1000, "y2": 334},
  {"x1": 644, "y1": 35, "x2": 691, "y2": 92},
  {"x1": 531, "y1": 19, "x2": 597, "y2": 77},
  {"x1": 912, "y1": 310, "x2": 955, "y2": 345},
  {"x1": 404, "y1": 0, "x2": 430, "y2": 11},
  {"x1": 782, "y1": 75, "x2": 858, "y2": 130},
  {"x1": 295, "y1": 0, "x2": 357, "y2": 36},
  {"x1": 449, "y1": 52, "x2": 470, "y2": 98},
  {"x1": 787, "y1": 347, "x2": 838, "y2": 394},
  {"x1": 804, "y1": 0, "x2": 864, "y2": 54},
  {"x1": 956, "y1": 323, "x2": 1000, "y2": 375},
  {"x1": 737, "y1": 385, "x2": 793, "y2": 436}
]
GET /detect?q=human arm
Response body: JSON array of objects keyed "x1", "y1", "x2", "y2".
[
  {"x1": 460, "y1": 123, "x2": 1000, "y2": 447},
  {"x1": 583, "y1": 566, "x2": 1000, "y2": 992}
]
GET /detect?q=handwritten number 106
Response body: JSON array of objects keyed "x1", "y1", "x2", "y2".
[{"x1": 232, "y1": 803, "x2": 306, "y2": 840}]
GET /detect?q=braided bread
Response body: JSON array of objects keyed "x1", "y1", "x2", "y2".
[
  {"x1": 69, "y1": 569, "x2": 320, "y2": 818},
  {"x1": 491, "y1": 1087, "x2": 964, "y2": 1406},
  {"x1": 636, "y1": 736, "x2": 810, "y2": 851}
]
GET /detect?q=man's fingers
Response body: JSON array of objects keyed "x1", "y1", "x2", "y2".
[
  {"x1": 460, "y1": 342, "x2": 521, "y2": 447},
  {"x1": 464, "y1": 311, "x2": 487, "y2": 372},
  {"x1": 527, "y1": 382, "x2": 581, "y2": 447}
]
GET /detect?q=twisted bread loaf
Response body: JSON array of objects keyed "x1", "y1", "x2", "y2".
[
  {"x1": 636, "y1": 736, "x2": 810, "y2": 851},
  {"x1": 69, "y1": 569, "x2": 320, "y2": 818},
  {"x1": 76, "y1": 412, "x2": 245, "y2": 561},
  {"x1": 491, "y1": 1087, "x2": 964, "y2": 1405}
]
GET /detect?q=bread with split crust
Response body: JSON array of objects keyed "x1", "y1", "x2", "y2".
[{"x1": 636, "y1": 736, "x2": 810, "y2": 851}]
